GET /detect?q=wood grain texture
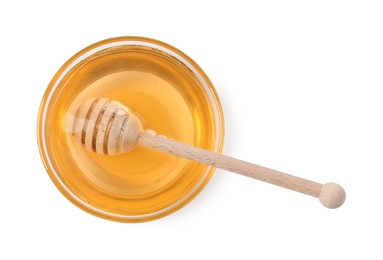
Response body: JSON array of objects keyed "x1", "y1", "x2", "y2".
[{"x1": 138, "y1": 131, "x2": 323, "y2": 197}]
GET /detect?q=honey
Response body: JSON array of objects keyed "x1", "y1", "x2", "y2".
[{"x1": 38, "y1": 37, "x2": 224, "y2": 222}]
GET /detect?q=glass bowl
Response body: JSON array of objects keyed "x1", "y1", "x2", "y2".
[{"x1": 37, "y1": 36, "x2": 224, "y2": 222}]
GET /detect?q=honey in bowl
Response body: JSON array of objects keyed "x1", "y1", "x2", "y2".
[{"x1": 37, "y1": 37, "x2": 225, "y2": 222}]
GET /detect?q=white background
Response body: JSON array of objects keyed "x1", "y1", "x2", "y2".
[{"x1": 1, "y1": 1, "x2": 382, "y2": 259}]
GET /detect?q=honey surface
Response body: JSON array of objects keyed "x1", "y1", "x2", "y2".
[{"x1": 46, "y1": 47, "x2": 217, "y2": 216}]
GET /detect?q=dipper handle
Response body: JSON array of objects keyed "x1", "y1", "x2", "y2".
[{"x1": 138, "y1": 131, "x2": 346, "y2": 209}]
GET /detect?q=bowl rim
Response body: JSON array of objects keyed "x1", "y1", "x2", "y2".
[{"x1": 37, "y1": 36, "x2": 225, "y2": 222}]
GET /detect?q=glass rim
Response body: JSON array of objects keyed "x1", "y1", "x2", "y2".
[{"x1": 37, "y1": 36, "x2": 225, "y2": 222}]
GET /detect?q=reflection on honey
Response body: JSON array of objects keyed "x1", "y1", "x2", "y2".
[{"x1": 44, "y1": 45, "x2": 221, "y2": 219}]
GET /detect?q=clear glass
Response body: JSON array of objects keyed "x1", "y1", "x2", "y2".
[{"x1": 37, "y1": 36, "x2": 224, "y2": 222}]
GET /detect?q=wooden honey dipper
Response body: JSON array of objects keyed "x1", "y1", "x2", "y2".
[{"x1": 68, "y1": 97, "x2": 346, "y2": 209}]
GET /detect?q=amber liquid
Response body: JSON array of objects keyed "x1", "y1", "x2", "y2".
[{"x1": 46, "y1": 46, "x2": 219, "y2": 218}]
